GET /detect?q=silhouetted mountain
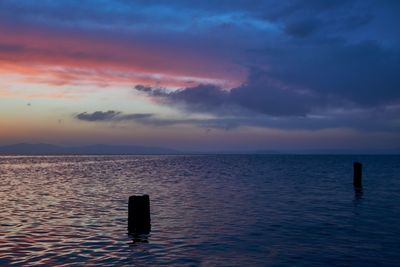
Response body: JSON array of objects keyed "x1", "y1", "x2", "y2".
[{"x1": 0, "y1": 143, "x2": 179, "y2": 155}]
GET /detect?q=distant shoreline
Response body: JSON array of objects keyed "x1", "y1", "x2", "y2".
[
  {"x1": 0, "y1": 143, "x2": 399, "y2": 156},
  {"x1": 1, "y1": 153, "x2": 399, "y2": 156}
]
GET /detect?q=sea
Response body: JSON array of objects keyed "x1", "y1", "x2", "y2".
[{"x1": 0, "y1": 155, "x2": 399, "y2": 266}]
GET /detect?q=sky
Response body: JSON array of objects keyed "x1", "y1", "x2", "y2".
[{"x1": 0, "y1": 0, "x2": 399, "y2": 151}]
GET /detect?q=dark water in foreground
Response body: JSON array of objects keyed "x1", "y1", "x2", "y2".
[{"x1": 1, "y1": 155, "x2": 399, "y2": 266}]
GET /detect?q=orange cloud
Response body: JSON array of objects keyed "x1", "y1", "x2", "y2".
[{"x1": 0, "y1": 24, "x2": 246, "y2": 90}]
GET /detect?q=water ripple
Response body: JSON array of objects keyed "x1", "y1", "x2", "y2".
[{"x1": 1, "y1": 155, "x2": 400, "y2": 266}]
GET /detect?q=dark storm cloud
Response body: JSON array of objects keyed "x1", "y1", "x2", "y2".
[
  {"x1": 134, "y1": 67, "x2": 328, "y2": 117},
  {"x1": 130, "y1": 0, "x2": 400, "y2": 113},
  {"x1": 134, "y1": 61, "x2": 400, "y2": 132},
  {"x1": 135, "y1": 43, "x2": 400, "y2": 116},
  {"x1": 261, "y1": 40, "x2": 400, "y2": 106}
]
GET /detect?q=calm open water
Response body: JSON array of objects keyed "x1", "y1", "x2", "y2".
[{"x1": 1, "y1": 155, "x2": 399, "y2": 266}]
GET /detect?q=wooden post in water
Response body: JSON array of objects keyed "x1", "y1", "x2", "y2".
[
  {"x1": 128, "y1": 195, "x2": 151, "y2": 233},
  {"x1": 353, "y1": 162, "x2": 362, "y2": 188}
]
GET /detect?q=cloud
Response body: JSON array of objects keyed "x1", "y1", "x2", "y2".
[
  {"x1": 73, "y1": 109, "x2": 238, "y2": 129},
  {"x1": 133, "y1": 64, "x2": 400, "y2": 132},
  {"x1": 4, "y1": 0, "x2": 400, "y2": 137},
  {"x1": 284, "y1": 19, "x2": 320, "y2": 38},
  {"x1": 73, "y1": 105, "x2": 400, "y2": 133},
  {"x1": 75, "y1": 111, "x2": 153, "y2": 122},
  {"x1": 1, "y1": 0, "x2": 398, "y2": 92},
  {"x1": 134, "y1": 68, "x2": 326, "y2": 117},
  {"x1": 0, "y1": 6, "x2": 245, "y2": 88},
  {"x1": 135, "y1": 51, "x2": 400, "y2": 116},
  {"x1": 0, "y1": 43, "x2": 25, "y2": 52},
  {"x1": 75, "y1": 111, "x2": 121, "y2": 121},
  {"x1": 261, "y1": 40, "x2": 400, "y2": 106}
]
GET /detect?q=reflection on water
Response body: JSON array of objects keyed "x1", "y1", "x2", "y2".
[
  {"x1": 1, "y1": 155, "x2": 400, "y2": 266},
  {"x1": 128, "y1": 233, "x2": 150, "y2": 245},
  {"x1": 354, "y1": 187, "x2": 364, "y2": 201}
]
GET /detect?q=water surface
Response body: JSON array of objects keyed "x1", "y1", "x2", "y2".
[{"x1": 1, "y1": 155, "x2": 399, "y2": 266}]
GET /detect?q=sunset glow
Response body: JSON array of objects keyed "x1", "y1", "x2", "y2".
[{"x1": 1, "y1": 1, "x2": 399, "y2": 151}]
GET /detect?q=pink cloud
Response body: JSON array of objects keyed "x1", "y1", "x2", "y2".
[{"x1": 0, "y1": 24, "x2": 246, "y2": 89}]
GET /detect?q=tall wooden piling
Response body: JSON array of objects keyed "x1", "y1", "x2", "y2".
[
  {"x1": 128, "y1": 195, "x2": 151, "y2": 233},
  {"x1": 353, "y1": 162, "x2": 362, "y2": 188}
]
